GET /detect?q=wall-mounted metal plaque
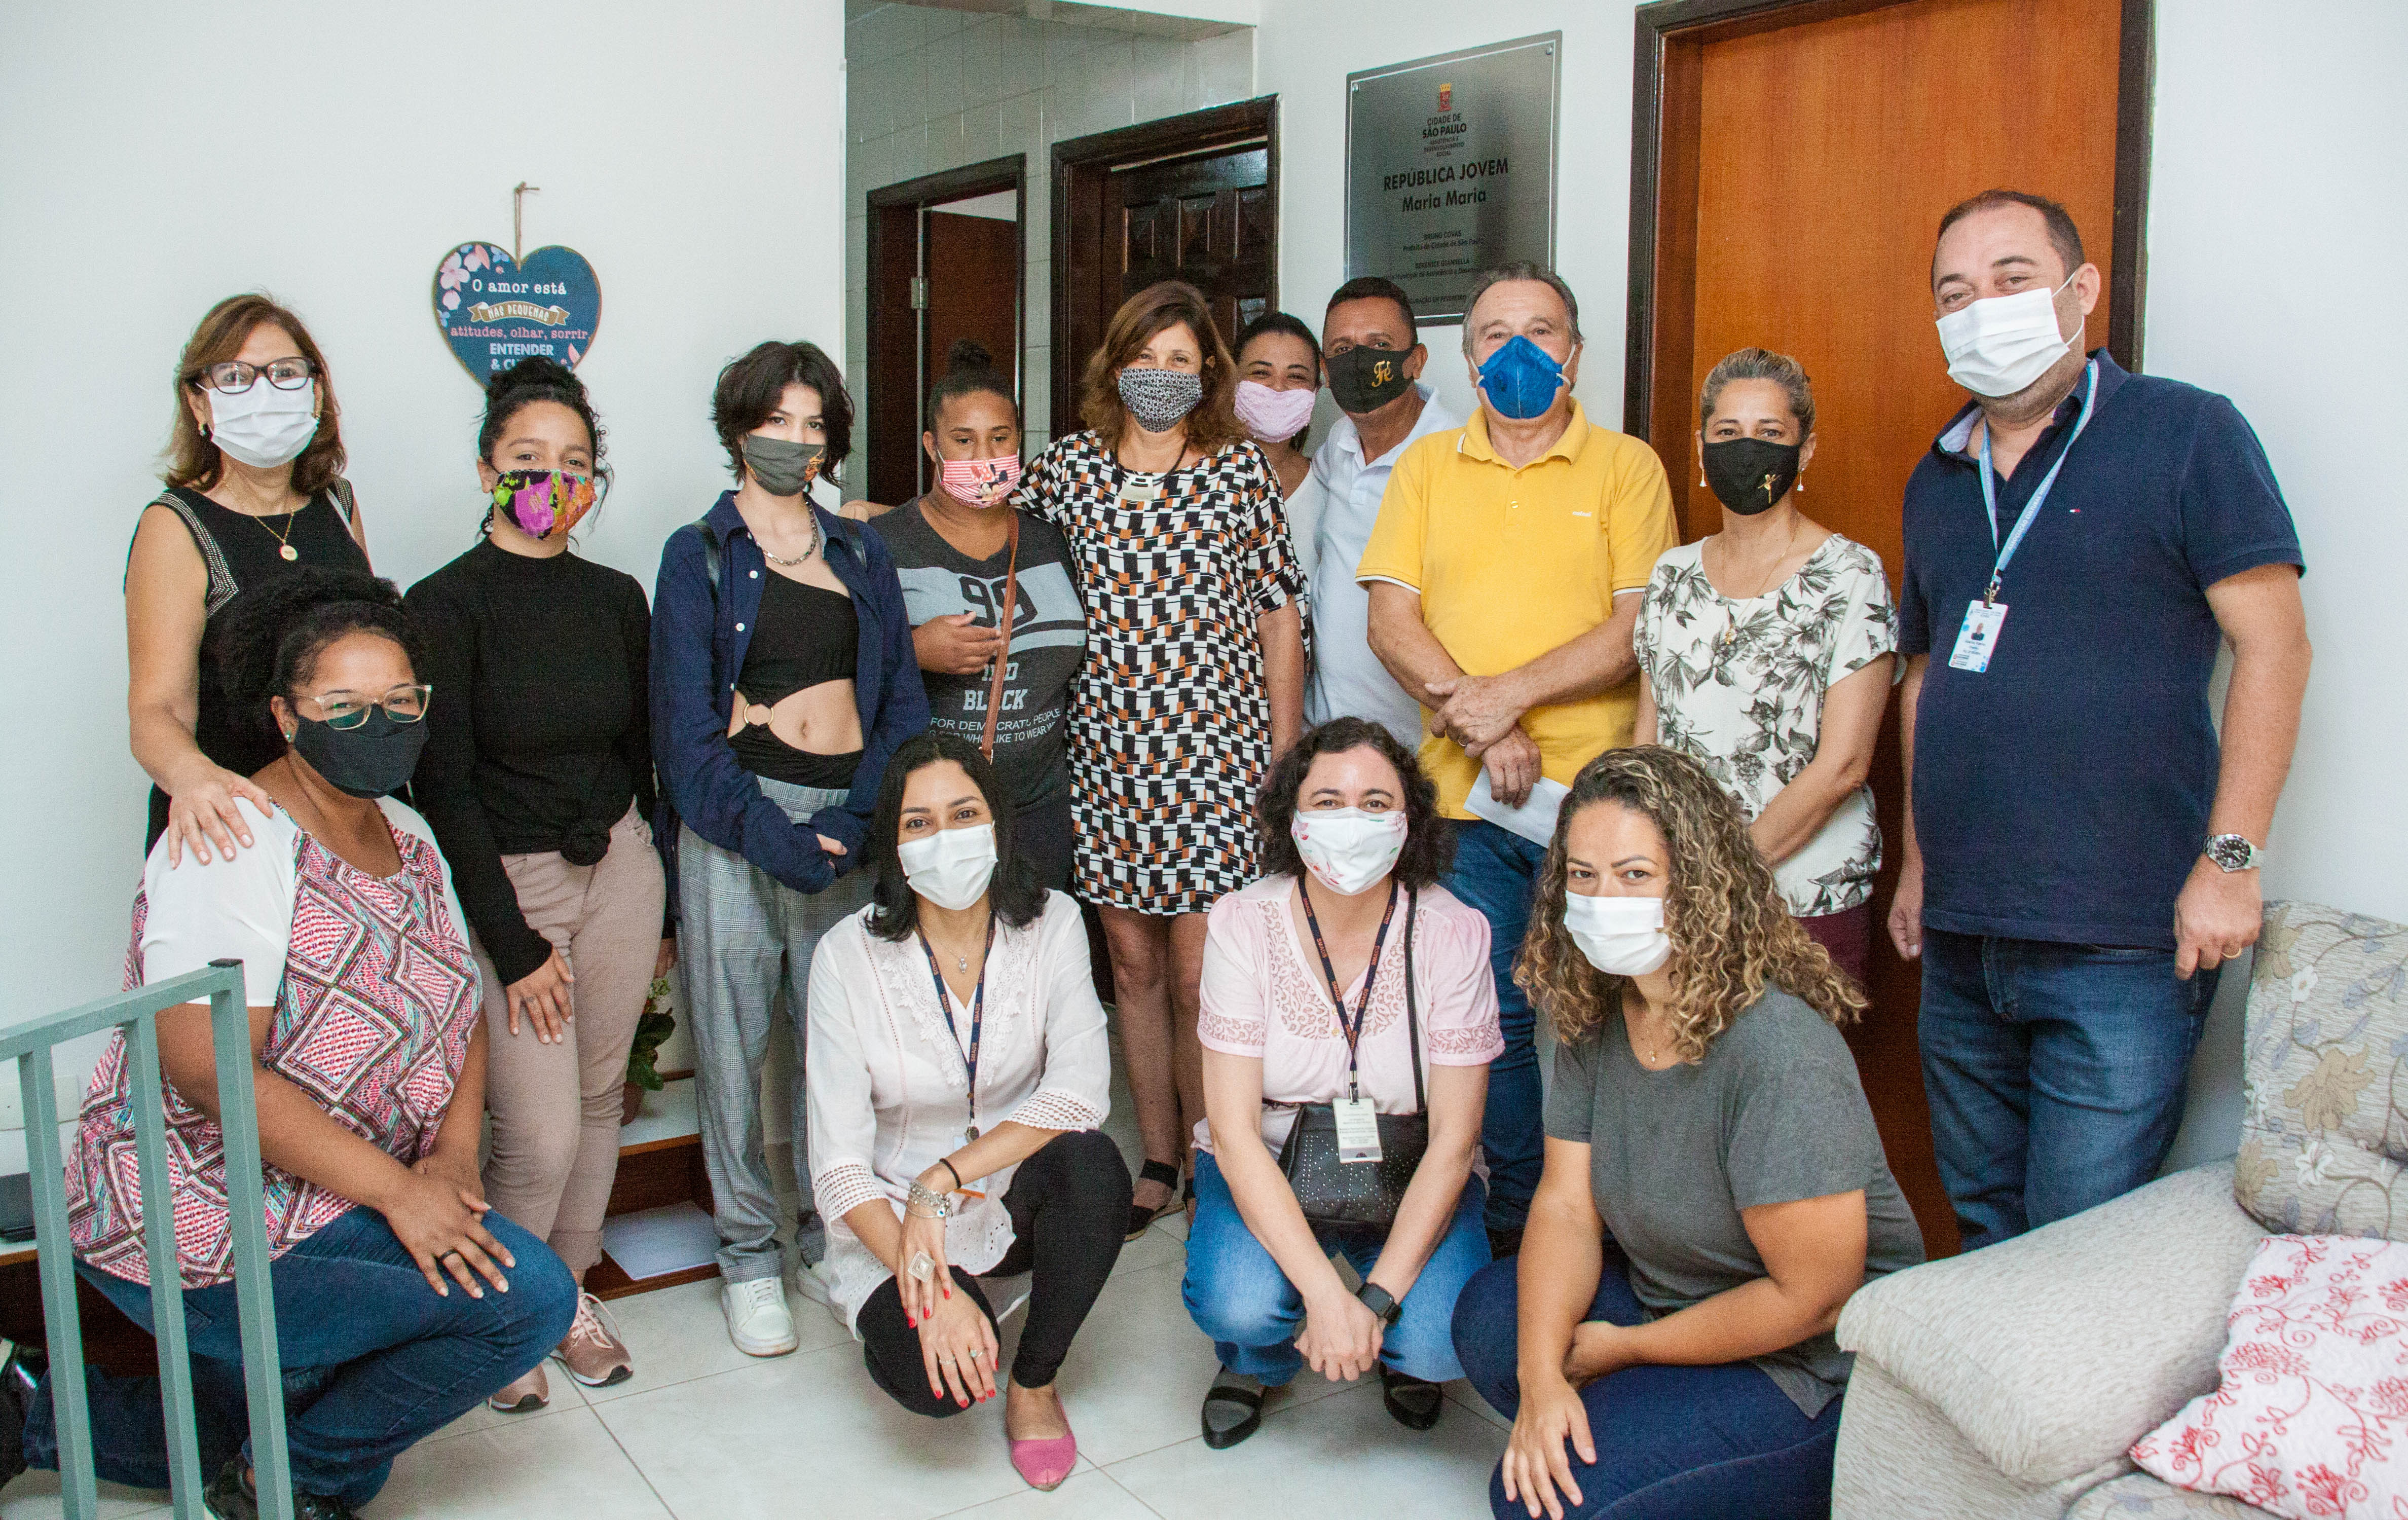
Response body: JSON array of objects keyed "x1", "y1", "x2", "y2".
[{"x1": 1345, "y1": 33, "x2": 1561, "y2": 325}]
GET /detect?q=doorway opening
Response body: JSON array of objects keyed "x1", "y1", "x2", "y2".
[
  {"x1": 1625, "y1": 0, "x2": 2155, "y2": 1258},
  {"x1": 866, "y1": 156, "x2": 1027, "y2": 509},
  {"x1": 1049, "y1": 97, "x2": 1279, "y2": 438}
]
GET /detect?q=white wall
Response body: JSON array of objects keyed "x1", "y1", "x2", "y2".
[
  {"x1": 1253, "y1": 0, "x2": 2408, "y2": 1172},
  {"x1": 0, "y1": 1, "x2": 849, "y2": 1131},
  {"x1": 842, "y1": 2, "x2": 1256, "y2": 465}
]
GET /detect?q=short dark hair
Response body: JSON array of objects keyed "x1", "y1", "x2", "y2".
[
  {"x1": 926, "y1": 337, "x2": 1018, "y2": 433},
  {"x1": 712, "y1": 340, "x2": 854, "y2": 486},
  {"x1": 1324, "y1": 276, "x2": 1418, "y2": 348},
  {"x1": 1256, "y1": 717, "x2": 1452, "y2": 891},
  {"x1": 866, "y1": 731, "x2": 1047, "y2": 941},
  {"x1": 1234, "y1": 311, "x2": 1322, "y2": 449},
  {"x1": 1461, "y1": 262, "x2": 1582, "y2": 355},
  {"x1": 480, "y1": 356, "x2": 611, "y2": 502},
  {"x1": 1934, "y1": 189, "x2": 2086, "y2": 284},
  {"x1": 216, "y1": 568, "x2": 421, "y2": 756}
]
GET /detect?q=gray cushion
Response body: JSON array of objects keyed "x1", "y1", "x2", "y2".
[
  {"x1": 1835, "y1": 1163, "x2": 2264, "y2": 1485},
  {"x1": 2066, "y1": 1471, "x2": 2276, "y2": 1519}
]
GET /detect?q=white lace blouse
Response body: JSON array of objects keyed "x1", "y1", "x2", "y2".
[{"x1": 804, "y1": 889, "x2": 1112, "y2": 1332}]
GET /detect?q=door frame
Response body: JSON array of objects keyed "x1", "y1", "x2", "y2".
[
  {"x1": 1049, "y1": 96, "x2": 1280, "y2": 439},
  {"x1": 865, "y1": 154, "x2": 1027, "y2": 503},
  {"x1": 1620, "y1": 0, "x2": 2155, "y2": 441}
]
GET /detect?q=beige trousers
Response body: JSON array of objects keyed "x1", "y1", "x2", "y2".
[{"x1": 473, "y1": 806, "x2": 666, "y2": 1274}]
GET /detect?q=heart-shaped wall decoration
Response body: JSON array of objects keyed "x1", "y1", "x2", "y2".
[{"x1": 432, "y1": 242, "x2": 602, "y2": 379}]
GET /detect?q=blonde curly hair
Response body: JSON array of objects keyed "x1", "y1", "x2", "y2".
[{"x1": 1514, "y1": 747, "x2": 1864, "y2": 1061}]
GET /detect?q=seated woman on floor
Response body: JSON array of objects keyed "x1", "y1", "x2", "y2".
[
  {"x1": 1451, "y1": 745, "x2": 1925, "y2": 1520},
  {"x1": 1183, "y1": 717, "x2": 1500, "y2": 1450},
  {"x1": 1, "y1": 569, "x2": 577, "y2": 1520},
  {"x1": 804, "y1": 731, "x2": 1128, "y2": 1493}
]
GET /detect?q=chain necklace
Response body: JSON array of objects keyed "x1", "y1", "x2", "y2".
[
  {"x1": 1716, "y1": 516, "x2": 1803, "y2": 648},
  {"x1": 255, "y1": 510, "x2": 301, "y2": 562},
  {"x1": 762, "y1": 509, "x2": 824, "y2": 568}
]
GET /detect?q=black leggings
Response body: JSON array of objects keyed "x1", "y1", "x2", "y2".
[{"x1": 858, "y1": 1128, "x2": 1131, "y2": 1416}]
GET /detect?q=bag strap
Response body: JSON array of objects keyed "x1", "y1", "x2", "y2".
[
  {"x1": 692, "y1": 515, "x2": 721, "y2": 595},
  {"x1": 980, "y1": 511, "x2": 1022, "y2": 760},
  {"x1": 1404, "y1": 886, "x2": 1425, "y2": 1115}
]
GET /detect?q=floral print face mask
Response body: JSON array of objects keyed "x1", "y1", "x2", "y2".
[{"x1": 491, "y1": 470, "x2": 597, "y2": 540}]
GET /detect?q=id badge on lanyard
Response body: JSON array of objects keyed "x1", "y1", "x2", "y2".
[
  {"x1": 1333, "y1": 1096, "x2": 1383, "y2": 1163},
  {"x1": 1959, "y1": 359, "x2": 2097, "y2": 674},
  {"x1": 1300, "y1": 882, "x2": 1398, "y2": 1164}
]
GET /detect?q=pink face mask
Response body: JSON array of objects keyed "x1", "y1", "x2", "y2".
[
  {"x1": 938, "y1": 455, "x2": 1022, "y2": 509},
  {"x1": 1234, "y1": 380, "x2": 1318, "y2": 444}
]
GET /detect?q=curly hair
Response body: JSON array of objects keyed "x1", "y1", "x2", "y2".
[
  {"x1": 1255, "y1": 717, "x2": 1452, "y2": 891},
  {"x1": 480, "y1": 355, "x2": 612, "y2": 499},
  {"x1": 1514, "y1": 746, "x2": 1862, "y2": 1061},
  {"x1": 711, "y1": 340, "x2": 853, "y2": 487},
  {"x1": 215, "y1": 569, "x2": 421, "y2": 756}
]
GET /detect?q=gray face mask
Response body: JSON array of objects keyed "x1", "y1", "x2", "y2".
[
  {"x1": 1117, "y1": 367, "x2": 1204, "y2": 434},
  {"x1": 742, "y1": 435, "x2": 825, "y2": 497}
]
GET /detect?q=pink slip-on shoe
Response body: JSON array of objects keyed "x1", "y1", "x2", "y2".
[{"x1": 1009, "y1": 1421, "x2": 1077, "y2": 1492}]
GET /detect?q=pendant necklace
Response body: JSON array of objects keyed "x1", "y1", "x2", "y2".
[
  {"x1": 253, "y1": 506, "x2": 301, "y2": 562},
  {"x1": 763, "y1": 510, "x2": 823, "y2": 568},
  {"x1": 1719, "y1": 517, "x2": 1802, "y2": 648}
]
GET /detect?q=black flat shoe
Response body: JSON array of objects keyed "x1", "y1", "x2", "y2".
[
  {"x1": 203, "y1": 1455, "x2": 359, "y2": 1520},
  {"x1": 1381, "y1": 1366, "x2": 1443, "y2": 1431},
  {"x1": 1127, "y1": 1158, "x2": 1181, "y2": 1241},
  {"x1": 0, "y1": 1339, "x2": 38, "y2": 1485},
  {"x1": 1201, "y1": 1365, "x2": 1266, "y2": 1450}
]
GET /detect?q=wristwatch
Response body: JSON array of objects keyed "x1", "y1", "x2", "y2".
[
  {"x1": 2204, "y1": 834, "x2": 2266, "y2": 873},
  {"x1": 1355, "y1": 1281, "x2": 1403, "y2": 1326}
]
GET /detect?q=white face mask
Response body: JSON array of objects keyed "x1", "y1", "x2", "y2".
[
  {"x1": 1290, "y1": 807, "x2": 1407, "y2": 897},
  {"x1": 1562, "y1": 893, "x2": 1673, "y2": 977},
  {"x1": 1934, "y1": 274, "x2": 2078, "y2": 399},
  {"x1": 207, "y1": 378, "x2": 320, "y2": 469},
  {"x1": 898, "y1": 822, "x2": 998, "y2": 912}
]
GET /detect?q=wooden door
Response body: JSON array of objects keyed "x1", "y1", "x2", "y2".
[
  {"x1": 920, "y1": 210, "x2": 1021, "y2": 496},
  {"x1": 1113, "y1": 146, "x2": 1275, "y2": 348},
  {"x1": 1632, "y1": 0, "x2": 2145, "y2": 1258}
]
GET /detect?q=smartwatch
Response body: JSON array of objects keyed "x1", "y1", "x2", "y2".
[
  {"x1": 1355, "y1": 1281, "x2": 1403, "y2": 1326},
  {"x1": 2204, "y1": 834, "x2": 2266, "y2": 873}
]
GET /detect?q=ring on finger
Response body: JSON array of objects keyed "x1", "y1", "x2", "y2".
[{"x1": 908, "y1": 1250, "x2": 937, "y2": 1283}]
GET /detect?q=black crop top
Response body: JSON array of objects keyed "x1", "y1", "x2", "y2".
[{"x1": 731, "y1": 571, "x2": 862, "y2": 789}]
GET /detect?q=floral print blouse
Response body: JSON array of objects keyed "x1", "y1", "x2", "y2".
[{"x1": 1635, "y1": 535, "x2": 1899, "y2": 917}]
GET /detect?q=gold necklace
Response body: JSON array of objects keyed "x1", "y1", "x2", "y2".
[{"x1": 1717, "y1": 517, "x2": 1802, "y2": 647}]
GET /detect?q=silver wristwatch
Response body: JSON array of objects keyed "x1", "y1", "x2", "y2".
[{"x1": 2204, "y1": 834, "x2": 2265, "y2": 873}]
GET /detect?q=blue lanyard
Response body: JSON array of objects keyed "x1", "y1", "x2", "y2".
[{"x1": 1977, "y1": 359, "x2": 2099, "y2": 605}]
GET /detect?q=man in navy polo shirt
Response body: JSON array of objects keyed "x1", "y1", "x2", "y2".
[{"x1": 1887, "y1": 190, "x2": 2311, "y2": 1250}]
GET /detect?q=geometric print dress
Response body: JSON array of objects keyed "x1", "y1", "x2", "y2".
[
  {"x1": 1020, "y1": 431, "x2": 1301, "y2": 915},
  {"x1": 67, "y1": 800, "x2": 482, "y2": 1288}
]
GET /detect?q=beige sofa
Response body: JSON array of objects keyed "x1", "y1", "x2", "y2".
[{"x1": 1831, "y1": 902, "x2": 2408, "y2": 1519}]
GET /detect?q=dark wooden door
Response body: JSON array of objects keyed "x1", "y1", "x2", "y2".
[
  {"x1": 1635, "y1": 0, "x2": 2138, "y2": 1259},
  {"x1": 1112, "y1": 146, "x2": 1274, "y2": 349}
]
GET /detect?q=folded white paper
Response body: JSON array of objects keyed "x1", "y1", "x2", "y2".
[
  {"x1": 1465, "y1": 769, "x2": 1570, "y2": 847},
  {"x1": 600, "y1": 1201, "x2": 720, "y2": 1280}
]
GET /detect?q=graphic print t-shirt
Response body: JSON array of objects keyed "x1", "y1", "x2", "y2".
[{"x1": 873, "y1": 501, "x2": 1085, "y2": 812}]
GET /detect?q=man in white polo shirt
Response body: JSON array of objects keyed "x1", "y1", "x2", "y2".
[{"x1": 1304, "y1": 276, "x2": 1463, "y2": 748}]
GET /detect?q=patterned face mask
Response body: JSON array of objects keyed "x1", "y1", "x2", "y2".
[
  {"x1": 491, "y1": 470, "x2": 597, "y2": 540},
  {"x1": 1116, "y1": 367, "x2": 1204, "y2": 434},
  {"x1": 938, "y1": 455, "x2": 1023, "y2": 508}
]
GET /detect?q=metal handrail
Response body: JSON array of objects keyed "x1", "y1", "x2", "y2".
[{"x1": 3, "y1": 959, "x2": 290, "y2": 1520}]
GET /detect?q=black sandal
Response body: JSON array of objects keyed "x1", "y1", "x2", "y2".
[
  {"x1": 1201, "y1": 1365, "x2": 1266, "y2": 1449},
  {"x1": 1380, "y1": 1366, "x2": 1443, "y2": 1431},
  {"x1": 1127, "y1": 1158, "x2": 1181, "y2": 1241}
]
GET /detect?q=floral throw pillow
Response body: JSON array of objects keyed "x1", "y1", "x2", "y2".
[{"x1": 2132, "y1": 1235, "x2": 2408, "y2": 1517}]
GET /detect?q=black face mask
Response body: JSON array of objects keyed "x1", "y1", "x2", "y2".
[
  {"x1": 1325, "y1": 344, "x2": 1416, "y2": 416},
  {"x1": 1701, "y1": 437, "x2": 1803, "y2": 515},
  {"x1": 288, "y1": 711, "x2": 429, "y2": 799}
]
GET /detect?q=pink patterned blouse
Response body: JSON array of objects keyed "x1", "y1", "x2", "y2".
[
  {"x1": 67, "y1": 798, "x2": 481, "y2": 1288},
  {"x1": 1195, "y1": 875, "x2": 1502, "y2": 1156}
]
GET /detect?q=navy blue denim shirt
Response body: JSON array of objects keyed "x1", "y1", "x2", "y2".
[{"x1": 650, "y1": 490, "x2": 929, "y2": 897}]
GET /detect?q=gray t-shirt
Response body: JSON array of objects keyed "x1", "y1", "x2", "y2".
[
  {"x1": 872, "y1": 502, "x2": 1085, "y2": 812},
  {"x1": 1543, "y1": 986, "x2": 1926, "y2": 1417}
]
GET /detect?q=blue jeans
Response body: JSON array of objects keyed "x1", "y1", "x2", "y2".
[
  {"x1": 1918, "y1": 929, "x2": 2217, "y2": 1250},
  {"x1": 1452, "y1": 1257, "x2": 1840, "y2": 1519},
  {"x1": 1444, "y1": 820, "x2": 1547, "y2": 1233},
  {"x1": 1181, "y1": 1154, "x2": 1490, "y2": 1385},
  {"x1": 26, "y1": 1206, "x2": 577, "y2": 1506}
]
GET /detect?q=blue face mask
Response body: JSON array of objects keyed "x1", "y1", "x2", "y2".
[{"x1": 1476, "y1": 334, "x2": 1568, "y2": 420}]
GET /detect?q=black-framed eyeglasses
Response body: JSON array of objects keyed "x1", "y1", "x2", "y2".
[
  {"x1": 302, "y1": 684, "x2": 432, "y2": 729},
  {"x1": 190, "y1": 358, "x2": 318, "y2": 394}
]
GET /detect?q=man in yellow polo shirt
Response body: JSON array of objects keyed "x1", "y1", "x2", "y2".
[{"x1": 1358, "y1": 261, "x2": 1675, "y2": 1249}]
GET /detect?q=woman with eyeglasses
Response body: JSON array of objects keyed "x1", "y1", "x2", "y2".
[
  {"x1": 5, "y1": 569, "x2": 578, "y2": 1517},
  {"x1": 804, "y1": 731, "x2": 1125, "y2": 1491},
  {"x1": 404, "y1": 358, "x2": 668, "y2": 1410},
  {"x1": 127, "y1": 294, "x2": 373, "y2": 866}
]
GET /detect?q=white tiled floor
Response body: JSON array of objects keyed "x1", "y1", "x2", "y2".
[{"x1": 25, "y1": 1049, "x2": 1509, "y2": 1519}]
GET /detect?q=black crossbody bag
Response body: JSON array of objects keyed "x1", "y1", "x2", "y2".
[{"x1": 1278, "y1": 888, "x2": 1426, "y2": 1229}]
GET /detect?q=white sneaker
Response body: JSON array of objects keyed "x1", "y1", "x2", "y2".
[{"x1": 721, "y1": 1276, "x2": 798, "y2": 1357}]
